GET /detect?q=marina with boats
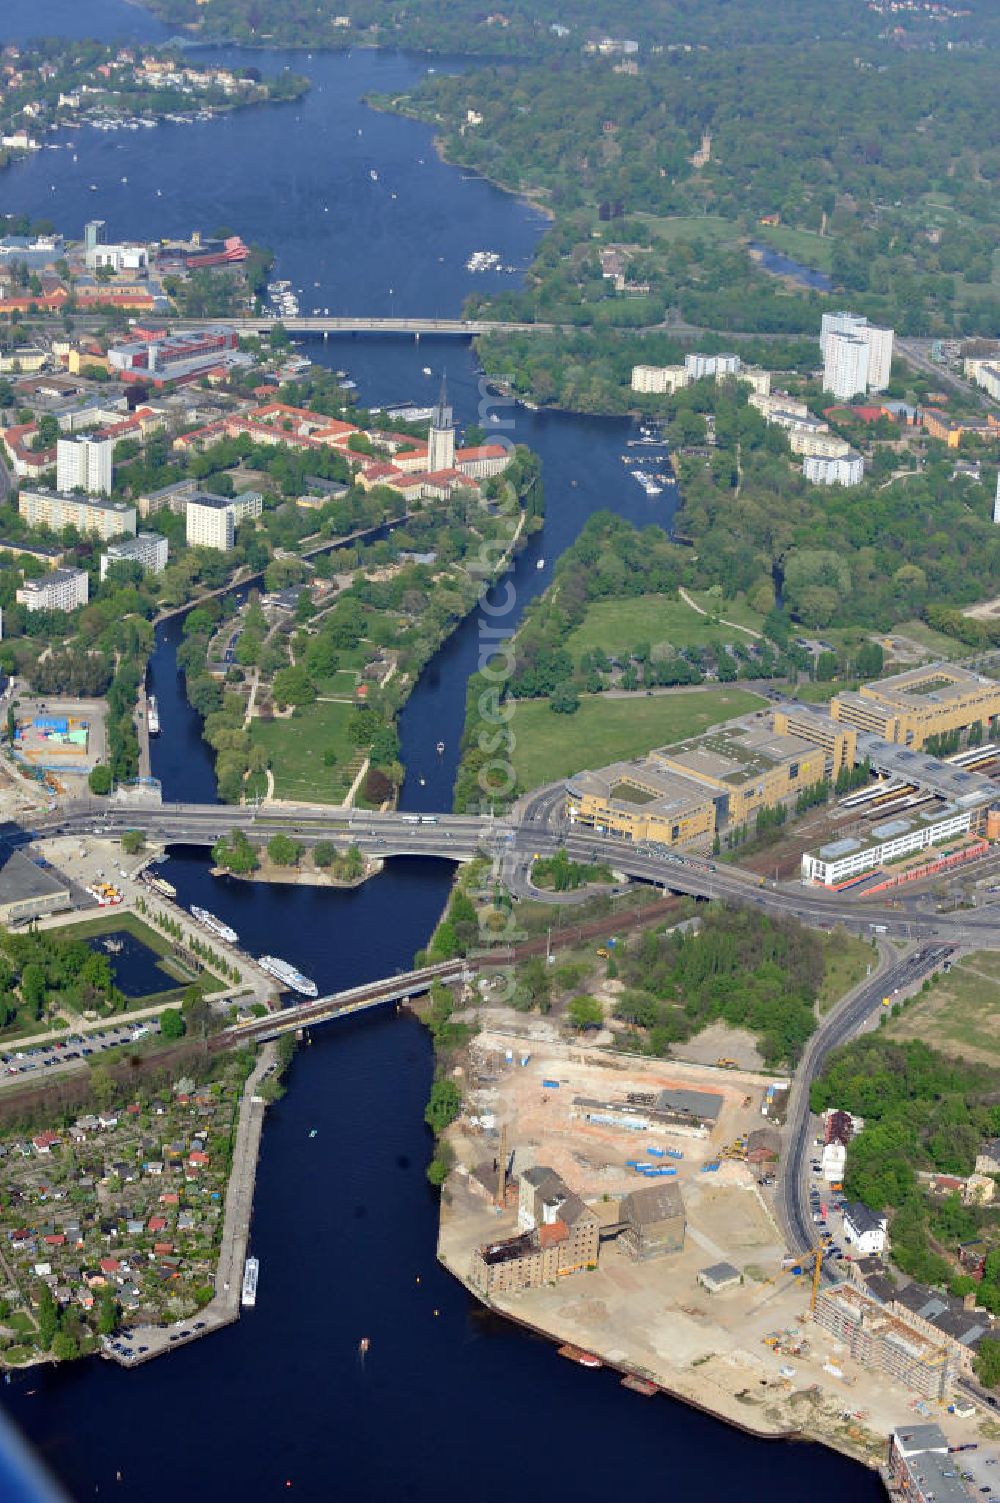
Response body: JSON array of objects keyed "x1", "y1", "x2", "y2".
[{"x1": 620, "y1": 425, "x2": 675, "y2": 497}]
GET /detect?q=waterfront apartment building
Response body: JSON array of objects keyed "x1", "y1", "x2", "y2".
[
  {"x1": 802, "y1": 450, "x2": 864, "y2": 486},
  {"x1": 820, "y1": 312, "x2": 894, "y2": 392},
  {"x1": 18, "y1": 489, "x2": 136, "y2": 541},
  {"x1": 749, "y1": 391, "x2": 810, "y2": 422},
  {"x1": 813, "y1": 1284, "x2": 960, "y2": 1399},
  {"x1": 631, "y1": 360, "x2": 770, "y2": 398},
  {"x1": 887, "y1": 1426, "x2": 967, "y2": 1503},
  {"x1": 185, "y1": 490, "x2": 263, "y2": 551},
  {"x1": 631, "y1": 364, "x2": 692, "y2": 395},
  {"x1": 830, "y1": 664, "x2": 1000, "y2": 749},
  {"x1": 99, "y1": 532, "x2": 169, "y2": 581},
  {"x1": 15, "y1": 567, "x2": 89, "y2": 612},
  {"x1": 56, "y1": 435, "x2": 114, "y2": 496}
]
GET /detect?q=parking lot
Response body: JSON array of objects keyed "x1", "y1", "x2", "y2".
[
  {"x1": 807, "y1": 1144, "x2": 853, "y2": 1271},
  {"x1": 1, "y1": 1018, "x2": 163, "y2": 1086}
]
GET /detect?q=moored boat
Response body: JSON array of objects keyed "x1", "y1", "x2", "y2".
[
  {"x1": 241, "y1": 1256, "x2": 259, "y2": 1308},
  {"x1": 257, "y1": 955, "x2": 318, "y2": 997},
  {"x1": 557, "y1": 1344, "x2": 602, "y2": 1368},
  {"x1": 190, "y1": 906, "x2": 239, "y2": 944}
]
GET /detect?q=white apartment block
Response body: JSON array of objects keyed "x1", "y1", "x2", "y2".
[
  {"x1": 100, "y1": 532, "x2": 169, "y2": 580},
  {"x1": 820, "y1": 311, "x2": 893, "y2": 394},
  {"x1": 15, "y1": 567, "x2": 89, "y2": 612},
  {"x1": 186, "y1": 494, "x2": 235, "y2": 551},
  {"x1": 631, "y1": 364, "x2": 691, "y2": 395},
  {"x1": 749, "y1": 391, "x2": 809, "y2": 421},
  {"x1": 739, "y1": 367, "x2": 771, "y2": 397},
  {"x1": 823, "y1": 332, "x2": 870, "y2": 401},
  {"x1": 685, "y1": 351, "x2": 740, "y2": 380},
  {"x1": 230, "y1": 490, "x2": 264, "y2": 526},
  {"x1": 633, "y1": 358, "x2": 766, "y2": 397},
  {"x1": 56, "y1": 435, "x2": 114, "y2": 496},
  {"x1": 790, "y1": 429, "x2": 851, "y2": 459},
  {"x1": 803, "y1": 451, "x2": 865, "y2": 486},
  {"x1": 19, "y1": 489, "x2": 136, "y2": 541},
  {"x1": 864, "y1": 323, "x2": 894, "y2": 392},
  {"x1": 966, "y1": 360, "x2": 1000, "y2": 402},
  {"x1": 185, "y1": 491, "x2": 262, "y2": 552}
]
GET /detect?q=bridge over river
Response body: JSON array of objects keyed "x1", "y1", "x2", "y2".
[{"x1": 173, "y1": 315, "x2": 556, "y2": 338}]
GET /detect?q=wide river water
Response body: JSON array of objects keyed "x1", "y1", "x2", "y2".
[{"x1": 0, "y1": 4, "x2": 884, "y2": 1498}]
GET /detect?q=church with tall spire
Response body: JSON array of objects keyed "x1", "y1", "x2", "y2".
[{"x1": 426, "y1": 373, "x2": 456, "y2": 473}]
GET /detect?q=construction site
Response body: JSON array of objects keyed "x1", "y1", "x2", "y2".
[
  {"x1": 436, "y1": 1026, "x2": 991, "y2": 1466},
  {"x1": 7, "y1": 696, "x2": 106, "y2": 795}
]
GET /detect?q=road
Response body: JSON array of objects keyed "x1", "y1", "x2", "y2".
[
  {"x1": 776, "y1": 942, "x2": 954, "y2": 1254},
  {"x1": 896, "y1": 337, "x2": 992, "y2": 408},
  {"x1": 16, "y1": 795, "x2": 1000, "y2": 949}
]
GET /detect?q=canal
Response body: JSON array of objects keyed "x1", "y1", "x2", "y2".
[{"x1": 0, "y1": 4, "x2": 883, "y2": 1498}]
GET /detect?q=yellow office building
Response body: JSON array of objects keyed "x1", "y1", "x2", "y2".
[
  {"x1": 566, "y1": 715, "x2": 826, "y2": 847},
  {"x1": 831, "y1": 665, "x2": 1000, "y2": 750}
]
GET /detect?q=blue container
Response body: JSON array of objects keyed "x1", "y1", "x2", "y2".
[
  {"x1": 646, "y1": 1146, "x2": 665, "y2": 1157},
  {"x1": 541, "y1": 1079, "x2": 560, "y2": 1090}
]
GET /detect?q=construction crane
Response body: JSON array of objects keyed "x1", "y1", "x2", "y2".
[{"x1": 809, "y1": 1244, "x2": 824, "y2": 1314}]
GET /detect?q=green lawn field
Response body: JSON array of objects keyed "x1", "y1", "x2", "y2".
[
  {"x1": 250, "y1": 699, "x2": 360, "y2": 803},
  {"x1": 632, "y1": 213, "x2": 738, "y2": 245},
  {"x1": 564, "y1": 594, "x2": 762, "y2": 660},
  {"x1": 510, "y1": 687, "x2": 766, "y2": 789}
]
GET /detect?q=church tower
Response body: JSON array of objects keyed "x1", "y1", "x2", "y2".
[{"x1": 427, "y1": 374, "x2": 456, "y2": 472}]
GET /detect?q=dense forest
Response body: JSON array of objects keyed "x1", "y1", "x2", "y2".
[
  {"x1": 135, "y1": 0, "x2": 1000, "y2": 53},
  {"x1": 383, "y1": 37, "x2": 1000, "y2": 339},
  {"x1": 667, "y1": 380, "x2": 1000, "y2": 630},
  {"x1": 812, "y1": 1037, "x2": 1000, "y2": 1304},
  {"x1": 614, "y1": 908, "x2": 824, "y2": 1068}
]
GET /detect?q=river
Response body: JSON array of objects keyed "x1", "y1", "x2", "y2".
[{"x1": 0, "y1": 6, "x2": 883, "y2": 1499}]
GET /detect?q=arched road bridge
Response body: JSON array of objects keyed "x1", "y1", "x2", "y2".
[{"x1": 17, "y1": 796, "x2": 1000, "y2": 949}]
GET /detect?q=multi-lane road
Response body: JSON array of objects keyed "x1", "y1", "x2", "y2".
[
  {"x1": 18, "y1": 793, "x2": 1000, "y2": 949},
  {"x1": 777, "y1": 942, "x2": 955, "y2": 1253}
]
